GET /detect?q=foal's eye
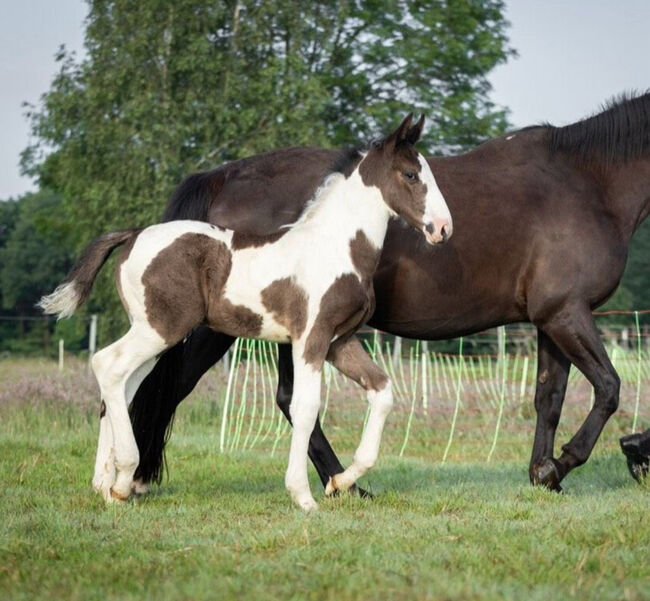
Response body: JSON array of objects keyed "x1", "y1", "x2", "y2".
[{"x1": 403, "y1": 171, "x2": 418, "y2": 182}]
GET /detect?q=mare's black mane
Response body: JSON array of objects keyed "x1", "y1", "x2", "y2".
[
  {"x1": 547, "y1": 91, "x2": 650, "y2": 167},
  {"x1": 329, "y1": 146, "x2": 364, "y2": 177}
]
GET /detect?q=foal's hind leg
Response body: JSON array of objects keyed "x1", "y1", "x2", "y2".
[
  {"x1": 323, "y1": 337, "x2": 393, "y2": 495},
  {"x1": 93, "y1": 358, "x2": 157, "y2": 495},
  {"x1": 91, "y1": 325, "x2": 167, "y2": 502}
]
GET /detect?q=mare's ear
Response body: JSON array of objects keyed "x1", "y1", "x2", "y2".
[
  {"x1": 383, "y1": 113, "x2": 414, "y2": 150},
  {"x1": 405, "y1": 114, "x2": 425, "y2": 145}
]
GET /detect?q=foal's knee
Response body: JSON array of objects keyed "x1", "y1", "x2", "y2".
[{"x1": 369, "y1": 380, "x2": 393, "y2": 415}]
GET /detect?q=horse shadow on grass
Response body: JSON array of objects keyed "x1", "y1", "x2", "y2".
[
  {"x1": 359, "y1": 452, "x2": 640, "y2": 499},
  {"x1": 138, "y1": 451, "x2": 641, "y2": 504}
]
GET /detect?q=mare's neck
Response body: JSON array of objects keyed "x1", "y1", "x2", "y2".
[
  {"x1": 300, "y1": 170, "x2": 391, "y2": 248},
  {"x1": 606, "y1": 159, "x2": 650, "y2": 240}
]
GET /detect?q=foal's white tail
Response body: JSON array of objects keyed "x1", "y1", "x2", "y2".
[{"x1": 39, "y1": 229, "x2": 140, "y2": 319}]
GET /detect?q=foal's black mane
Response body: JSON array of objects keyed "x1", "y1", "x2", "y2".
[{"x1": 547, "y1": 91, "x2": 650, "y2": 168}]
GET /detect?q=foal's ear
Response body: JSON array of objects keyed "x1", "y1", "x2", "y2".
[
  {"x1": 384, "y1": 113, "x2": 414, "y2": 149},
  {"x1": 405, "y1": 114, "x2": 425, "y2": 145}
]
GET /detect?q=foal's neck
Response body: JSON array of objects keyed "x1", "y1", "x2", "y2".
[{"x1": 298, "y1": 169, "x2": 391, "y2": 248}]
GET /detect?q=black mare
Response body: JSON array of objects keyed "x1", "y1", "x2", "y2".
[{"x1": 130, "y1": 93, "x2": 650, "y2": 491}]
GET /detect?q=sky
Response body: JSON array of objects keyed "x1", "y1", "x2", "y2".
[{"x1": 1, "y1": 0, "x2": 649, "y2": 199}]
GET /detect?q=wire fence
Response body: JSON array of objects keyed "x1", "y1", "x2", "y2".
[
  {"x1": 210, "y1": 314, "x2": 649, "y2": 462},
  {"x1": 2, "y1": 310, "x2": 649, "y2": 463}
]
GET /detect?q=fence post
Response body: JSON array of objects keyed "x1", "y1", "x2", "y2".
[
  {"x1": 58, "y1": 339, "x2": 64, "y2": 372},
  {"x1": 392, "y1": 336, "x2": 402, "y2": 365},
  {"x1": 88, "y1": 314, "x2": 97, "y2": 371}
]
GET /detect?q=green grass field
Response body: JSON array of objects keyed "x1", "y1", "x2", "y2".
[{"x1": 1, "y1": 357, "x2": 649, "y2": 601}]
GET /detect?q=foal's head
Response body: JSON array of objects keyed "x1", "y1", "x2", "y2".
[{"x1": 359, "y1": 114, "x2": 452, "y2": 244}]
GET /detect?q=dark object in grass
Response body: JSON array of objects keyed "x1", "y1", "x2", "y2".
[
  {"x1": 530, "y1": 458, "x2": 563, "y2": 493},
  {"x1": 620, "y1": 430, "x2": 650, "y2": 483}
]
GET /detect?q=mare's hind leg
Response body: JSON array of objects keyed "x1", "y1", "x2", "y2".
[
  {"x1": 93, "y1": 358, "x2": 157, "y2": 495},
  {"x1": 532, "y1": 303, "x2": 620, "y2": 488},
  {"x1": 91, "y1": 325, "x2": 168, "y2": 502},
  {"x1": 323, "y1": 337, "x2": 393, "y2": 495},
  {"x1": 529, "y1": 329, "x2": 570, "y2": 489}
]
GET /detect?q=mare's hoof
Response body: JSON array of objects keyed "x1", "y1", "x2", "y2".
[
  {"x1": 531, "y1": 458, "x2": 563, "y2": 492},
  {"x1": 620, "y1": 435, "x2": 649, "y2": 483},
  {"x1": 356, "y1": 485, "x2": 374, "y2": 500}
]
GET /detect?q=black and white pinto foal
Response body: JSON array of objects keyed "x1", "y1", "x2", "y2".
[{"x1": 40, "y1": 114, "x2": 452, "y2": 511}]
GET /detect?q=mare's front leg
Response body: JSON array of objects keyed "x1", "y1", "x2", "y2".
[
  {"x1": 285, "y1": 343, "x2": 325, "y2": 511},
  {"x1": 531, "y1": 303, "x2": 621, "y2": 488},
  {"x1": 323, "y1": 337, "x2": 393, "y2": 495},
  {"x1": 529, "y1": 329, "x2": 570, "y2": 490}
]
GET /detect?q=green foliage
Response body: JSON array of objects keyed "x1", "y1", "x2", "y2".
[
  {"x1": 21, "y1": 0, "x2": 514, "y2": 337},
  {"x1": 0, "y1": 191, "x2": 72, "y2": 312},
  {"x1": 0, "y1": 191, "x2": 79, "y2": 354}
]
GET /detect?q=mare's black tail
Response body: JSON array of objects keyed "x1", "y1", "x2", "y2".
[{"x1": 131, "y1": 168, "x2": 225, "y2": 484}]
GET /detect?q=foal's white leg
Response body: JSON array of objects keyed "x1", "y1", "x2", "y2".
[
  {"x1": 323, "y1": 337, "x2": 394, "y2": 495},
  {"x1": 91, "y1": 326, "x2": 166, "y2": 502},
  {"x1": 92, "y1": 358, "x2": 156, "y2": 495},
  {"x1": 326, "y1": 380, "x2": 393, "y2": 493},
  {"x1": 125, "y1": 358, "x2": 157, "y2": 495},
  {"x1": 285, "y1": 347, "x2": 323, "y2": 512},
  {"x1": 92, "y1": 409, "x2": 115, "y2": 494}
]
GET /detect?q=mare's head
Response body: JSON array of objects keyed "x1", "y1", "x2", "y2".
[{"x1": 359, "y1": 114, "x2": 452, "y2": 244}]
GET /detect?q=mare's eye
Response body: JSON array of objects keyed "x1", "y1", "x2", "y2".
[{"x1": 403, "y1": 171, "x2": 418, "y2": 182}]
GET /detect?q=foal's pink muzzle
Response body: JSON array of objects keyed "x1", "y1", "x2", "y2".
[{"x1": 424, "y1": 218, "x2": 453, "y2": 245}]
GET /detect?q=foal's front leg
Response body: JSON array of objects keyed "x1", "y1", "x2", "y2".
[
  {"x1": 285, "y1": 344, "x2": 324, "y2": 511},
  {"x1": 324, "y1": 337, "x2": 393, "y2": 495}
]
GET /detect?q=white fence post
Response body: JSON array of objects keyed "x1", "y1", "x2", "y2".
[
  {"x1": 392, "y1": 336, "x2": 402, "y2": 365},
  {"x1": 88, "y1": 314, "x2": 97, "y2": 371}
]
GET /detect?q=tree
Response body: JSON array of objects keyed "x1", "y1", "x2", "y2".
[
  {"x1": 22, "y1": 0, "x2": 514, "y2": 338},
  {"x1": 0, "y1": 191, "x2": 77, "y2": 353}
]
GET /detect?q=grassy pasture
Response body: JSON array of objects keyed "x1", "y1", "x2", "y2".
[{"x1": 1, "y1": 355, "x2": 649, "y2": 601}]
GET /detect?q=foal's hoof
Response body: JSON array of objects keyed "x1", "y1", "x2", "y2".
[
  {"x1": 620, "y1": 435, "x2": 649, "y2": 483},
  {"x1": 325, "y1": 476, "x2": 340, "y2": 497},
  {"x1": 325, "y1": 477, "x2": 373, "y2": 499},
  {"x1": 531, "y1": 458, "x2": 563, "y2": 492},
  {"x1": 109, "y1": 488, "x2": 130, "y2": 503}
]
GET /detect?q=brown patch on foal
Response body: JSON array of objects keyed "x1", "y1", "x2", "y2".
[
  {"x1": 231, "y1": 230, "x2": 286, "y2": 251},
  {"x1": 358, "y1": 137, "x2": 427, "y2": 228},
  {"x1": 349, "y1": 230, "x2": 381, "y2": 282},
  {"x1": 142, "y1": 233, "x2": 262, "y2": 344},
  {"x1": 261, "y1": 277, "x2": 309, "y2": 339},
  {"x1": 303, "y1": 274, "x2": 370, "y2": 366},
  {"x1": 327, "y1": 338, "x2": 388, "y2": 392}
]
